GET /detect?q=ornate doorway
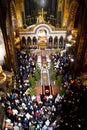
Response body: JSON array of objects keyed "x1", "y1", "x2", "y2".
[{"x1": 38, "y1": 29, "x2": 47, "y2": 49}]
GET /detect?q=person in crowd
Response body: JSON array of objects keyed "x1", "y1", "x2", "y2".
[{"x1": 1, "y1": 49, "x2": 87, "y2": 130}]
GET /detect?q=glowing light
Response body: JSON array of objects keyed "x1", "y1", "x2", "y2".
[
  {"x1": 71, "y1": 58, "x2": 74, "y2": 62},
  {"x1": 67, "y1": 35, "x2": 72, "y2": 42},
  {"x1": 37, "y1": 0, "x2": 46, "y2": 7},
  {"x1": 66, "y1": 43, "x2": 72, "y2": 47}
]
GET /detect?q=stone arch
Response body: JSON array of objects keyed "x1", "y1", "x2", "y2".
[
  {"x1": 21, "y1": 37, "x2": 26, "y2": 46},
  {"x1": 33, "y1": 37, "x2": 37, "y2": 45},
  {"x1": 54, "y1": 36, "x2": 58, "y2": 49},
  {"x1": 27, "y1": 37, "x2": 31, "y2": 46},
  {"x1": 49, "y1": 36, "x2": 53, "y2": 42},
  {"x1": 67, "y1": 0, "x2": 79, "y2": 30},
  {"x1": 34, "y1": 24, "x2": 53, "y2": 34},
  {"x1": 49, "y1": 36, "x2": 53, "y2": 48},
  {"x1": 37, "y1": 29, "x2": 47, "y2": 36},
  {"x1": 59, "y1": 36, "x2": 63, "y2": 49}
]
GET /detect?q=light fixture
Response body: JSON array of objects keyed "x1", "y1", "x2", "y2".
[{"x1": 67, "y1": 35, "x2": 72, "y2": 42}]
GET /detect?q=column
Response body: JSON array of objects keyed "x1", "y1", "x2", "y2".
[
  {"x1": 7, "y1": 0, "x2": 18, "y2": 74},
  {"x1": 36, "y1": 38, "x2": 38, "y2": 49},
  {"x1": 57, "y1": 0, "x2": 64, "y2": 27},
  {"x1": 16, "y1": 0, "x2": 24, "y2": 27},
  {"x1": 46, "y1": 38, "x2": 49, "y2": 49},
  {"x1": 25, "y1": 37, "x2": 27, "y2": 45},
  {"x1": 62, "y1": 0, "x2": 70, "y2": 27},
  {"x1": 74, "y1": 0, "x2": 87, "y2": 75},
  {"x1": 67, "y1": 0, "x2": 79, "y2": 30},
  {"x1": 31, "y1": 38, "x2": 33, "y2": 48},
  {"x1": 52, "y1": 38, "x2": 54, "y2": 48},
  {"x1": 58, "y1": 37, "x2": 59, "y2": 48}
]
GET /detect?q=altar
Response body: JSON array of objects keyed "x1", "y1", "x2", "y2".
[
  {"x1": 19, "y1": 8, "x2": 66, "y2": 49},
  {"x1": 39, "y1": 41, "x2": 46, "y2": 49}
]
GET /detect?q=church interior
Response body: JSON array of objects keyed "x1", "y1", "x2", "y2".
[{"x1": 0, "y1": 0, "x2": 87, "y2": 129}]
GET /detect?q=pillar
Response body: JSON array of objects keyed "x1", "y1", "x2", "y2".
[
  {"x1": 57, "y1": 0, "x2": 64, "y2": 27},
  {"x1": 6, "y1": 0, "x2": 18, "y2": 74},
  {"x1": 15, "y1": 0, "x2": 25, "y2": 27},
  {"x1": 52, "y1": 38, "x2": 54, "y2": 48},
  {"x1": 62, "y1": 0, "x2": 70, "y2": 27},
  {"x1": 74, "y1": 0, "x2": 87, "y2": 75},
  {"x1": 67, "y1": 0, "x2": 79, "y2": 30},
  {"x1": 58, "y1": 38, "x2": 59, "y2": 48}
]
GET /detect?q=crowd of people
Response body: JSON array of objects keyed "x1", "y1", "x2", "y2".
[
  {"x1": 58, "y1": 79, "x2": 87, "y2": 130},
  {"x1": 16, "y1": 49, "x2": 37, "y2": 91},
  {"x1": 0, "y1": 49, "x2": 87, "y2": 130},
  {"x1": 3, "y1": 89, "x2": 62, "y2": 130},
  {"x1": 50, "y1": 53, "x2": 87, "y2": 129},
  {"x1": 2, "y1": 49, "x2": 61, "y2": 130}
]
